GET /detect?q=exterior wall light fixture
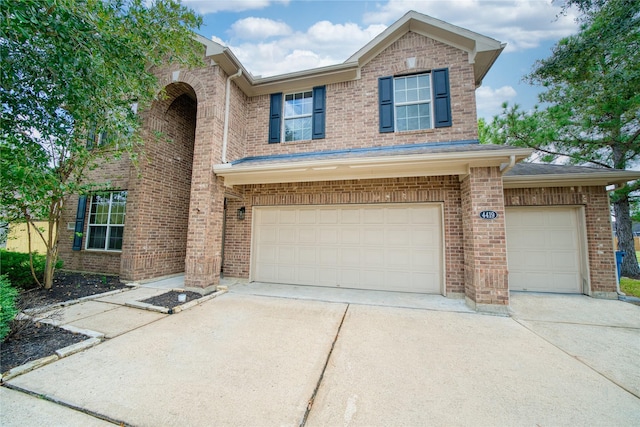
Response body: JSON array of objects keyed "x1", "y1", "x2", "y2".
[{"x1": 237, "y1": 207, "x2": 246, "y2": 220}]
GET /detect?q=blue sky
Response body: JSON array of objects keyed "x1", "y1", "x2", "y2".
[{"x1": 183, "y1": 0, "x2": 579, "y2": 120}]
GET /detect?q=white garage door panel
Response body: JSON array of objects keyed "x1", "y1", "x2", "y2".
[
  {"x1": 506, "y1": 207, "x2": 583, "y2": 293},
  {"x1": 252, "y1": 204, "x2": 443, "y2": 293}
]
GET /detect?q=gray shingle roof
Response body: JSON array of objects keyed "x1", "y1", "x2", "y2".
[
  {"x1": 505, "y1": 163, "x2": 618, "y2": 176},
  {"x1": 503, "y1": 162, "x2": 640, "y2": 188},
  {"x1": 231, "y1": 141, "x2": 524, "y2": 167}
]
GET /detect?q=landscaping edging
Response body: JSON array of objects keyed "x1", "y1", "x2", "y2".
[{"x1": 125, "y1": 288, "x2": 227, "y2": 314}]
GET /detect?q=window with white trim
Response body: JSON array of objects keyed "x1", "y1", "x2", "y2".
[
  {"x1": 283, "y1": 91, "x2": 313, "y2": 142},
  {"x1": 86, "y1": 191, "x2": 127, "y2": 251},
  {"x1": 394, "y1": 73, "x2": 432, "y2": 131}
]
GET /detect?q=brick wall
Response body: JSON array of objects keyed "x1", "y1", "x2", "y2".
[
  {"x1": 504, "y1": 186, "x2": 617, "y2": 295},
  {"x1": 243, "y1": 32, "x2": 477, "y2": 158},
  {"x1": 222, "y1": 176, "x2": 466, "y2": 295},
  {"x1": 223, "y1": 196, "x2": 251, "y2": 278}
]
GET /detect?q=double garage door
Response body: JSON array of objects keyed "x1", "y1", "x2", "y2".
[
  {"x1": 252, "y1": 204, "x2": 443, "y2": 294},
  {"x1": 505, "y1": 207, "x2": 586, "y2": 293}
]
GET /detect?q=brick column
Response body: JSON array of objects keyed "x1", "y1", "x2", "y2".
[
  {"x1": 460, "y1": 167, "x2": 509, "y2": 314},
  {"x1": 184, "y1": 98, "x2": 225, "y2": 292}
]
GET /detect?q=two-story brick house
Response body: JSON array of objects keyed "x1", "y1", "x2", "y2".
[{"x1": 58, "y1": 11, "x2": 639, "y2": 313}]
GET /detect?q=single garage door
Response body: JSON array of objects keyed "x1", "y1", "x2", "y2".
[
  {"x1": 505, "y1": 207, "x2": 585, "y2": 293},
  {"x1": 252, "y1": 203, "x2": 443, "y2": 293}
]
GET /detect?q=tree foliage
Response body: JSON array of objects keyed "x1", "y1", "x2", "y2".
[
  {"x1": 0, "y1": 0, "x2": 203, "y2": 288},
  {"x1": 483, "y1": 0, "x2": 640, "y2": 276}
]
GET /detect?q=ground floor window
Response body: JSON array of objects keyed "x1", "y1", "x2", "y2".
[{"x1": 86, "y1": 191, "x2": 127, "y2": 251}]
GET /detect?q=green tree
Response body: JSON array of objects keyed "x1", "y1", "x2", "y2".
[
  {"x1": 483, "y1": 0, "x2": 640, "y2": 277},
  {"x1": 0, "y1": 0, "x2": 203, "y2": 288}
]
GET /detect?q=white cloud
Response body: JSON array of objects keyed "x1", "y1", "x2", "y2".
[
  {"x1": 230, "y1": 17, "x2": 292, "y2": 40},
  {"x1": 475, "y1": 85, "x2": 517, "y2": 119},
  {"x1": 227, "y1": 21, "x2": 387, "y2": 76},
  {"x1": 363, "y1": 0, "x2": 578, "y2": 52},
  {"x1": 202, "y1": 1, "x2": 579, "y2": 80},
  {"x1": 183, "y1": 0, "x2": 289, "y2": 14},
  {"x1": 210, "y1": 35, "x2": 226, "y2": 46}
]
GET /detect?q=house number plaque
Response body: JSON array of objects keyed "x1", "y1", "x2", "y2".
[{"x1": 479, "y1": 210, "x2": 498, "y2": 220}]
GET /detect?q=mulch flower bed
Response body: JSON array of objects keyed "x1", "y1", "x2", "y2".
[
  {"x1": 34, "y1": 271, "x2": 128, "y2": 306},
  {"x1": 1, "y1": 321, "x2": 87, "y2": 373},
  {"x1": 1, "y1": 271, "x2": 128, "y2": 375},
  {"x1": 140, "y1": 290, "x2": 202, "y2": 309}
]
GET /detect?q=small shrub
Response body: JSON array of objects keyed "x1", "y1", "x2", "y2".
[
  {"x1": 0, "y1": 249, "x2": 62, "y2": 289},
  {"x1": 0, "y1": 275, "x2": 18, "y2": 341},
  {"x1": 6, "y1": 291, "x2": 63, "y2": 341}
]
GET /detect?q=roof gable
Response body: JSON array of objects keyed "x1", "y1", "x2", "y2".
[
  {"x1": 194, "y1": 10, "x2": 505, "y2": 95},
  {"x1": 346, "y1": 11, "x2": 505, "y2": 86}
]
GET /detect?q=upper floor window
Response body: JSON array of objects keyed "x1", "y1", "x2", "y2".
[
  {"x1": 284, "y1": 91, "x2": 313, "y2": 142},
  {"x1": 269, "y1": 86, "x2": 325, "y2": 143},
  {"x1": 394, "y1": 74, "x2": 432, "y2": 131},
  {"x1": 86, "y1": 191, "x2": 127, "y2": 251},
  {"x1": 87, "y1": 126, "x2": 109, "y2": 149},
  {"x1": 379, "y1": 68, "x2": 451, "y2": 133}
]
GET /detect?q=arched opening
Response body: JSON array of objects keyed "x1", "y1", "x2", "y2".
[{"x1": 121, "y1": 82, "x2": 197, "y2": 281}]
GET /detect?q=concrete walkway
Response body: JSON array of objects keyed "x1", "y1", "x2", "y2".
[{"x1": 3, "y1": 285, "x2": 639, "y2": 426}]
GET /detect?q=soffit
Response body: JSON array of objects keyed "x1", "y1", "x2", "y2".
[
  {"x1": 214, "y1": 146, "x2": 532, "y2": 187},
  {"x1": 503, "y1": 171, "x2": 640, "y2": 188}
]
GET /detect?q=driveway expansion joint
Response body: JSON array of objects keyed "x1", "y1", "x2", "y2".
[
  {"x1": 512, "y1": 317, "x2": 640, "y2": 400},
  {"x1": 513, "y1": 317, "x2": 640, "y2": 330},
  {"x1": 299, "y1": 303, "x2": 350, "y2": 427},
  {"x1": 2, "y1": 383, "x2": 129, "y2": 426}
]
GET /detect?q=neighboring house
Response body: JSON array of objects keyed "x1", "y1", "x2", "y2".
[
  {"x1": 5, "y1": 221, "x2": 51, "y2": 254},
  {"x1": 57, "y1": 11, "x2": 640, "y2": 313}
]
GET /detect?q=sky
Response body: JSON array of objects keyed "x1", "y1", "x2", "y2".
[{"x1": 182, "y1": 0, "x2": 580, "y2": 120}]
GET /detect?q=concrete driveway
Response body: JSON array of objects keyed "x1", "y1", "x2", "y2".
[{"x1": 4, "y1": 289, "x2": 640, "y2": 426}]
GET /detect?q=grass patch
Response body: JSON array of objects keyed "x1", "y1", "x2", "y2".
[{"x1": 620, "y1": 277, "x2": 640, "y2": 298}]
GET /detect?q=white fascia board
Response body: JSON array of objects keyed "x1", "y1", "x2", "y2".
[
  {"x1": 503, "y1": 171, "x2": 640, "y2": 189},
  {"x1": 214, "y1": 148, "x2": 532, "y2": 187}
]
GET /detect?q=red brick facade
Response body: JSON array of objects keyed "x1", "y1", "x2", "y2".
[
  {"x1": 242, "y1": 32, "x2": 477, "y2": 161},
  {"x1": 58, "y1": 14, "x2": 620, "y2": 310}
]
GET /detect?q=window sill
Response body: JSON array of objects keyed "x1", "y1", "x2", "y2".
[
  {"x1": 83, "y1": 249, "x2": 122, "y2": 255},
  {"x1": 395, "y1": 128, "x2": 435, "y2": 135},
  {"x1": 282, "y1": 139, "x2": 313, "y2": 145}
]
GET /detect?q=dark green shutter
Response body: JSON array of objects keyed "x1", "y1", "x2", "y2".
[
  {"x1": 72, "y1": 196, "x2": 87, "y2": 251},
  {"x1": 268, "y1": 93, "x2": 282, "y2": 143},
  {"x1": 378, "y1": 77, "x2": 394, "y2": 133},
  {"x1": 312, "y1": 86, "x2": 326, "y2": 139},
  {"x1": 99, "y1": 131, "x2": 109, "y2": 146},
  {"x1": 87, "y1": 128, "x2": 96, "y2": 150},
  {"x1": 433, "y1": 68, "x2": 452, "y2": 128}
]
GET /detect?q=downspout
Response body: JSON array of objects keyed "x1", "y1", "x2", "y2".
[
  {"x1": 500, "y1": 155, "x2": 516, "y2": 173},
  {"x1": 222, "y1": 69, "x2": 243, "y2": 164},
  {"x1": 607, "y1": 182, "x2": 627, "y2": 298}
]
